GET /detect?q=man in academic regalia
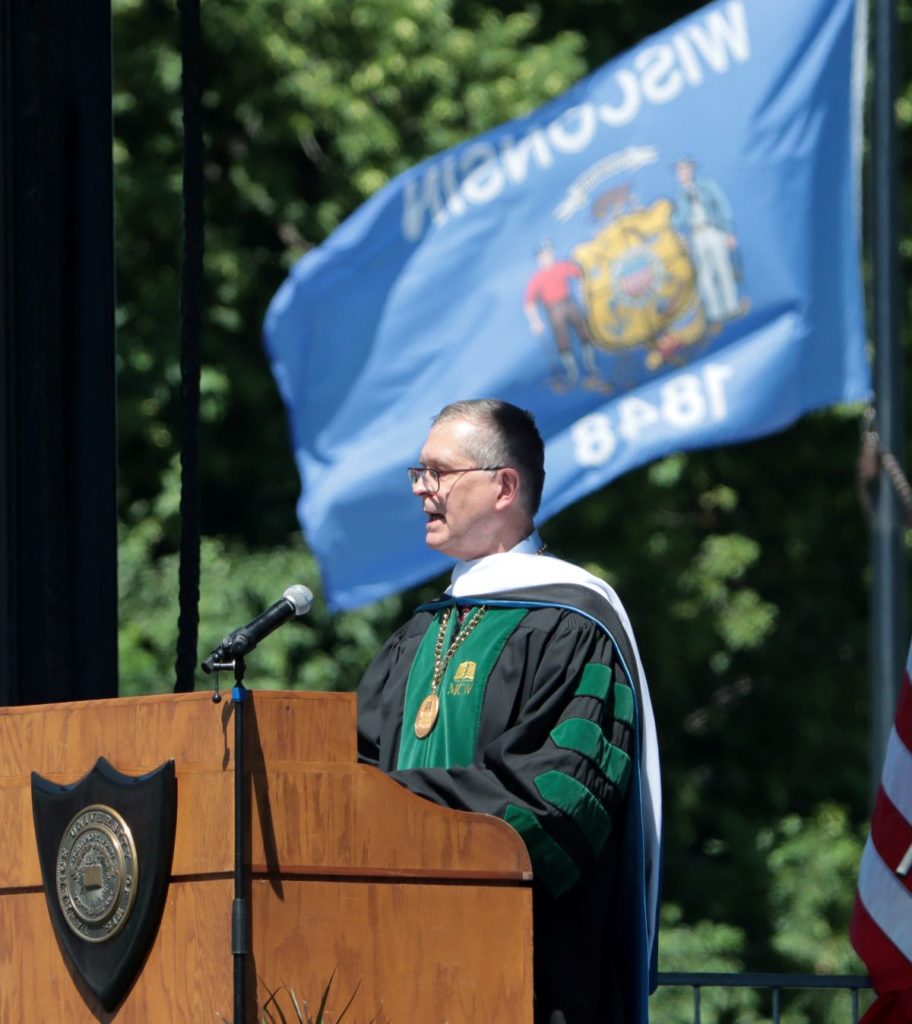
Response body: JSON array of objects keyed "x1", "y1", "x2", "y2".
[{"x1": 357, "y1": 398, "x2": 661, "y2": 1024}]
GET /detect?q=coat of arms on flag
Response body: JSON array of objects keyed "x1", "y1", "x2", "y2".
[
  {"x1": 524, "y1": 156, "x2": 747, "y2": 394},
  {"x1": 574, "y1": 195, "x2": 707, "y2": 365}
]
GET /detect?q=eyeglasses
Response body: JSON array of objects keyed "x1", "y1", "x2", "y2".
[{"x1": 407, "y1": 465, "x2": 504, "y2": 493}]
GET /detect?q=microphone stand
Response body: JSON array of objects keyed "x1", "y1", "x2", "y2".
[
  {"x1": 230, "y1": 656, "x2": 248, "y2": 1024},
  {"x1": 200, "y1": 587, "x2": 314, "y2": 1020},
  {"x1": 205, "y1": 653, "x2": 249, "y2": 1024}
]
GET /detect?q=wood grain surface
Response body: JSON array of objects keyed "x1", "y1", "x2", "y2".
[{"x1": 0, "y1": 691, "x2": 533, "y2": 1021}]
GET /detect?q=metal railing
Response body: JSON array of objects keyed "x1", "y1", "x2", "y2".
[{"x1": 656, "y1": 971, "x2": 873, "y2": 1023}]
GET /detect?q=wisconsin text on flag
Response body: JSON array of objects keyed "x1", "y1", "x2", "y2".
[{"x1": 402, "y1": 2, "x2": 751, "y2": 242}]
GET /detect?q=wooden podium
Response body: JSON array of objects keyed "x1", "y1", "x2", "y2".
[{"x1": 0, "y1": 690, "x2": 534, "y2": 1022}]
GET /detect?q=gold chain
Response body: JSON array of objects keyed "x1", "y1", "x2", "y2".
[{"x1": 430, "y1": 606, "x2": 486, "y2": 695}]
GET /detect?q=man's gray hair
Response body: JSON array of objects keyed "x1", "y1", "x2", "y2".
[{"x1": 433, "y1": 399, "x2": 545, "y2": 516}]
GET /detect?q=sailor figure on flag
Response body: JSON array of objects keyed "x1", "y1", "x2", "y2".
[{"x1": 523, "y1": 239, "x2": 603, "y2": 392}]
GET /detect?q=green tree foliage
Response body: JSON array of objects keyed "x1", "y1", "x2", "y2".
[
  {"x1": 652, "y1": 903, "x2": 763, "y2": 1023},
  {"x1": 118, "y1": 524, "x2": 404, "y2": 696},
  {"x1": 112, "y1": 0, "x2": 912, "y2": 1007},
  {"x1": 113, "y1": 0, "x2": 588, "y2": 543}
]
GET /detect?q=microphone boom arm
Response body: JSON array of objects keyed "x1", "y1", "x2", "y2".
[{"x1": 200, "y1": 584, "x2": 313, "y2": 674}]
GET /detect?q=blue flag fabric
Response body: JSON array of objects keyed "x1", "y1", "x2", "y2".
[{"x1": 265, "y1": 0, "x2": 870, "y2": 610}]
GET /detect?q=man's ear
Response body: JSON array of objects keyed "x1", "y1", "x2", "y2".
[{"x1": 495, "y1": 467, "x2": 522, "y2": 509}]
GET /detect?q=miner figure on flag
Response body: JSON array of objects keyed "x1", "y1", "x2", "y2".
[
  {"x1": 850, "y1": 638, "x2": 912, "y2": 1022},
  {"x1": 672, "y1": 158, "x2": 744, "y2": 324}
]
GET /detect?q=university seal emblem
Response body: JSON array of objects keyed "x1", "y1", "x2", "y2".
[
  {"x1": 56, "y1": 804, "x2": 138, "y2": 942},
  {"x1": 32, "y1": 757, "x2": 176, "y2": 1011}
]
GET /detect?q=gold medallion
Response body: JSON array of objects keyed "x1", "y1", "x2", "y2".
[
  {"x1": 414, "y1": 605, "x2": 487, "y2": 741},
  {"x1": 56, "y1": 804, "x2": 138, "y2": 942},
  {"x1": 414, "y1": 693, "x2": 440, "y2": 738}
]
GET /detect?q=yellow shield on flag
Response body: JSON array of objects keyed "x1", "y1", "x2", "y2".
[{"x1": 573, "y1": 198, "x2": 706, "y2": 363}]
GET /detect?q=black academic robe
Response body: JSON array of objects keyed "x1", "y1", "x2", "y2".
[{"x1": 358, "y1": 584, "x2": 646, "y2": 1024}]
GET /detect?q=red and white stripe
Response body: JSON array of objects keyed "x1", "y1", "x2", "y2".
[{"x1": 851, "y1": 640, "x2": 912, "y2": 1014}]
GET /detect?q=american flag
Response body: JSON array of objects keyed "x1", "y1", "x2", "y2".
[{"x1": 850, "y1": 641, "x2": 912, "y2": 1022}]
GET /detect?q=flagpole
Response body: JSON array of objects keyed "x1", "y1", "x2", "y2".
[{"x1": 870, "y1": 0, "x2": 906, "y2": 799}]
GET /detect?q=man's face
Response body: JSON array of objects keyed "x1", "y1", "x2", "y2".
[
  {"x1": 413, "y1": 417, "x2": 505, "y2": 561},
  {"x1": 676, "y1": 161, "x2": 694, "y2": 188}
]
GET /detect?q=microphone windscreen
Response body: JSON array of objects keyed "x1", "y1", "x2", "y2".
[{"x1": 283, "y1": 584, "x2": 314, "y2": 616}]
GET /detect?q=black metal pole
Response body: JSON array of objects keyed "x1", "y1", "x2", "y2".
[
  {"x1": 175, "y1": 0, "x2": 204, "y2": 693},
  {"x1": 232, "y1": 662, "x2": 249, "y2": 1023},
  {"x1": 870, "y1": 0, "x2": 906, "y2": 797}
]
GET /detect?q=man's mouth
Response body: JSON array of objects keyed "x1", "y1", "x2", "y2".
[{"x1": 426, "y1": 512, "x2": 445, "y2": 523}]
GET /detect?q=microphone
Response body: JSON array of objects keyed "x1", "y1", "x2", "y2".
[{"x1": 201, "y1": 585, "x2": 313, "y2": 672}]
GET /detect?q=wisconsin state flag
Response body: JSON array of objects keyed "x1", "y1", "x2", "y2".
[{"x1": 264, "y1": 0, "x2": 869, "y2": 610}]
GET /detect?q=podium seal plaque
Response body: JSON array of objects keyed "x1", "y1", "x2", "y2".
[
  {"x1": 56, "y1": 804, "x2": 138, "y2": 942},
  {"x1": 32, "y1": 757, "x2": 176, "y2": 1011}
]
